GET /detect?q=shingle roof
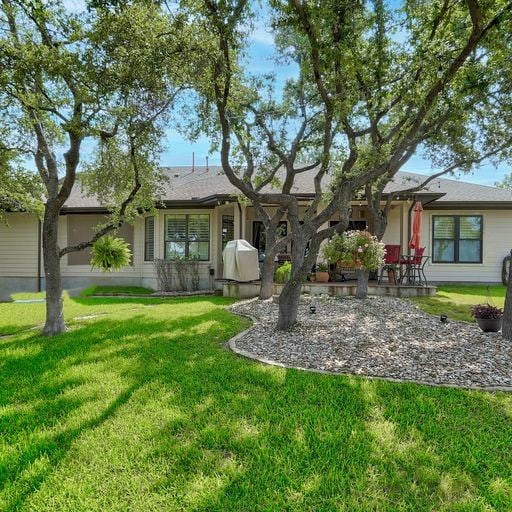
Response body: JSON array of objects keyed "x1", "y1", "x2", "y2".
[
  {"x1": 62, "y1": 166, "x2": 512, "y2": 209},
  {"x1": 385, "y1": 171, "x2": 512, "y2": 203}
]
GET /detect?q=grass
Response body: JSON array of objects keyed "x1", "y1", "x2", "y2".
[
  {"x1": 81, "y1": 285, "x2": 155, "y2": 297},
  {"x1": 412, "y1": 284, "x2": 507, "y2": 323},
  {"x1": 0, "y1": 295, "x2": 511, "y2": 511}
]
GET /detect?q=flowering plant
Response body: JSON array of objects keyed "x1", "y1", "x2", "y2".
[
  {"x1": 322, "y1": 230, "x2": 385, "y2": 271},
  {"x1": 470, "y1": 303, "x2": 503, "y2": 319}
]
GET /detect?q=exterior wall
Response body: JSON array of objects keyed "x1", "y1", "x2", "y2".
[
  {"x1": 2, "y1": 205, "x2": 511, "y2": 295},
  {"x1": 381, "y1": 204, "x2": 404, "y2": 251},
  {"x1": 59, "y1": 214, "x2": 141, "y2": 290},
  {"x1": 154, "y1": 208, "x2": 217, "y2": 289},
  {"x1": 0, "y1": 213, "x2": 39, "y2": 277},
  {"x1": 421, "y1": 209, "x2": 512, "y2": 283}
]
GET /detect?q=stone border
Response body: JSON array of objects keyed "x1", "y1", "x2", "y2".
[{"x1": 227, "y1": 301, "x2": 512, "y2": 393}]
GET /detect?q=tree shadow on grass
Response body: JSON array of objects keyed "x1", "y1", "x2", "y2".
[
  {"x1": 355, "y1": 381, "x2": 512, "y2": 511},
  {"x1": 1, "y1": 302, "x2": 511, "y2": 511},
  {"x1": 0, "y1": 307, "x2": 244, "y2": 511}
]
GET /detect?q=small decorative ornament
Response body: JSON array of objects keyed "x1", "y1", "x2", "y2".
[
  {"x1": 309, "y1": 305, "x2": 316, "y2": 314},
  {"x1": 440, "y1": 314, "x2": 448, "y2": 323}
]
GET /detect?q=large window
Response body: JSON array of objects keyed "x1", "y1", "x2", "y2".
[
  {"x1": 432, "y1": 215, "x2": 482, "y2": 263},
  {"x1": 144, "y1": 216, "x2": 155, "y2": 261},
  {"x1": 165, "y1": 214, "x2": 210, "y2": 260}
]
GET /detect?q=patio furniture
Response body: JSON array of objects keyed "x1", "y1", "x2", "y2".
[
  {"x1": 399, "y1": 248, "x2": 428, "y2": 286},
  {"x1": 378, "y1": 244, "x2": 401, "y2": 284}
]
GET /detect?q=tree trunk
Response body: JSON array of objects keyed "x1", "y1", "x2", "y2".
[
  {"x1": 277, "y1": 235, "x2": 309, "y2": 330},
  {"x1": 355, "y1": 269, "x2": 370, "y2": 299},
  {"x1": 259, "y1": 254, "x2": 275, "y2": 299},
  {"x1": 502, "y1": 249, "x2": 512, "y2": 340},
  {"x1": 276, "y1": 278, "x2": 302, "y2": 330},
  {"x1": 42, "y1": 205, "x2": 66, "y2": 336}
]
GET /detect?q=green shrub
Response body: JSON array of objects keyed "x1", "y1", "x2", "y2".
[
  {"x1": 90, "y1": 235, "x2": 131, "y2": 272},
  {"x1": 274, "y1": 261, "x2": 292, "y2": 283}
]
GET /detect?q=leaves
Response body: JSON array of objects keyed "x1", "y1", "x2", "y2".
[{"x1": 90, "y1": 235, "x2": 131, "y2": 272}]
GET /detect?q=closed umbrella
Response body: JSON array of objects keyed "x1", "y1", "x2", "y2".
[{"x1": 409, "y1": 201, "x2": 423, "y2": 250}]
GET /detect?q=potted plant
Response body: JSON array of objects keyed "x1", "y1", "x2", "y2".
[
  {"x1": 384, "y1": 263, "x2": 398, "y2": 285},
  {"x1": 322, "y1": 230, "x2": 385, "y2": 298},
  {"x1": 471, "y1": 303, "x2": 503, "y2": 332},
  {"x1": 315, "y1": 262, "x2": 330, "y2": 283}
]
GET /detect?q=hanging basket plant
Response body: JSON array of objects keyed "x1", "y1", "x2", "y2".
[{"x1": 90, "y1": 235, "x2": 131, "y2": 272}]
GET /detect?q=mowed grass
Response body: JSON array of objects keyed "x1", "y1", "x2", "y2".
[
  {"x1": 0, "y1": 295, "x2": 511, "y2": 511},
  {"x1": 412, "y1": 284, "x2": 507, "y2": 323},
  {"x1": 81, "y1": 285, "x2": 155, "y2": 297}
]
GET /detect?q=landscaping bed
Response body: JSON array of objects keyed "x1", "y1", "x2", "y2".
[{"x1": 230, "y1": 296, "x2": 512, "y2": 390}]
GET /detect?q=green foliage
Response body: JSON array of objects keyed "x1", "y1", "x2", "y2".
[
  {"x1": 496, "y1": 173, "x2": 512, "y2": 189},
  {"x1": 90, "y1": 235, "x2": 131, "y2": 272},
  {"x1": 80, "y1": 285, "x2": 154, "y2": 297},
  {"x1": 323, "y1": 230, "x2": 385, "y2": 271},
  {"x1": 0, "y1": 166, "x2": 43, "y2": 218},
  {"x1": 274, "y1": 261, "x2": 292, "y2": 283}
]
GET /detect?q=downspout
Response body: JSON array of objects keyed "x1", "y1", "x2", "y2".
[
  {"x1": 399, "y1": 203, "x2": 404, "y2": 253},
  {"x1": 407, "y1": 195, "x2": 416, "y2": 256},
  {"x1": 236, "y1": 201, "x2": 243, "y2": 239},
  {"x1": 37, "y1": 219, "x2": 42, "y2": 292}
]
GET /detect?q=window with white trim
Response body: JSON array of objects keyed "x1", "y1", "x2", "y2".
[
  {"x1": 432, "y1": 215, "x2": 482, "y2": 263},
  {"x1": 164, "y1": 214, "x2": 210, "y2": 260}
]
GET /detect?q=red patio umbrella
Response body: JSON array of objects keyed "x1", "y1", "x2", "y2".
[{"x1": 409, "y1": 201, "x2": 423, "y2": 250}]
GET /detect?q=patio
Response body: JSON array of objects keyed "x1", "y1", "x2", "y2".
[{"x1": 220, "y1": 279, "x2": 437, "y2": 299}]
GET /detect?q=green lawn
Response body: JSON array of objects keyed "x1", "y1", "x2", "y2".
[
  {"x1": 81, "y1": 285, "x2": 155, "y2": 296},
  {"x1": 1, "y1": 295, "x2": 511, "y2": 511},
  {"x1": 412, "y1": 284, "x2": 507, "y2": 323}
]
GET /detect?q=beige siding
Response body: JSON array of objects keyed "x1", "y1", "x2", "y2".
[
  {"x1": 422, "y1": 210, "x2": 512, "y2": 283},
  {"x1": 0, "y1": 213, "x2": 40, "y2": 277},
  {"x1": 60, "y1": 214, "x2": 139, "y2": 278}
]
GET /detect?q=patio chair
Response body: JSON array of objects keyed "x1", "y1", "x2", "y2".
[
  {"x1": 378, "y1": 244, "x2": 401, "y2": 284},
  {"x1": 411, "y1": 255, "x2": 429, "y2": 286},
  {"x1": 399, "y1": 247, "x2": 426, "y2": 285}
]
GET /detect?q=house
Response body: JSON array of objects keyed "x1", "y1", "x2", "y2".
[{"x1": 1, "y1": 166, "x2": 512, "y2": 296}]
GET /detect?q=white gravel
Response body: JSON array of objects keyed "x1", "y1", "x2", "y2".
[{"x1": 230, "y1": 296, "x2": 512, "y2": 391}]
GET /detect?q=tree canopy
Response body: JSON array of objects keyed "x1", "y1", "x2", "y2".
[
  {"x1": 0, "y1": 0, "x2": 210, "y2": 334},
  {"x1": 187, "y1": 0, "x2": 512, "y2": 328}
]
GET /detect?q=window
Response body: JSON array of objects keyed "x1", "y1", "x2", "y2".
[
  {"x1": 164, "y1": 214, "x2": 210, "y2": 260},
  {"x1": 432, "y1": 215, "x2": 482, "y2": 263},
  {"x1": 222, "y1": 215, "x2": 235, "y2": 250},
  {"x1": 329, "y1": 220, "x2": 367, "y2": 231},
  {"x1": 252, "y1": 221, "x2": 287, "y2": 254},
  {"x1": 144, "y1": 216, "x2": 155, "y2": 261}
]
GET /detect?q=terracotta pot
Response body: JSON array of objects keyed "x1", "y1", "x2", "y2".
[
  {"x1": 315, "y1": 271, "x2": 330, "y2": 283},
  {"x1": 476, "y1": 317, "x2": 502, "y2": 333},
  {"x1": 387, "y1": 270, "x2": 397, "y2": 285}
]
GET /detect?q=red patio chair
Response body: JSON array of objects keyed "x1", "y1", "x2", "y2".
[{"x1": 378, "y1": 244, "x2": 401, "y2": 284}]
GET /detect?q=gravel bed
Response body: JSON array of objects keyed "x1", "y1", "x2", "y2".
[{"x1": 230, "y1": 296, "x2": 512, "y2": 390}]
